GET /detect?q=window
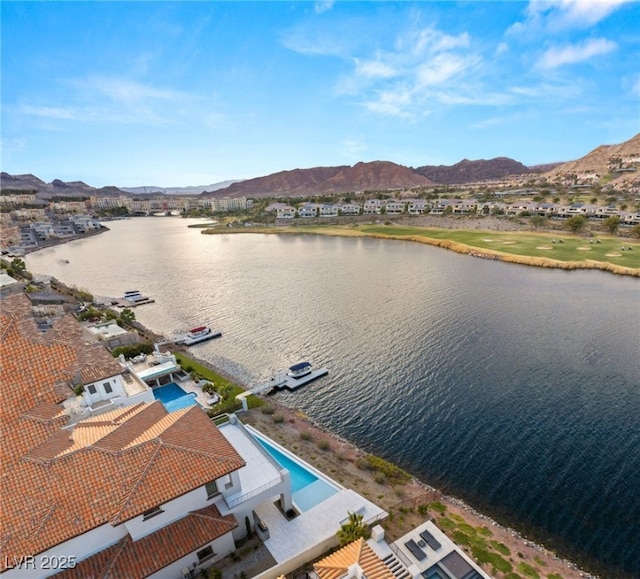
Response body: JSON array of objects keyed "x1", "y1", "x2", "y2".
[
  {"x1": 142, "y1": 506, "x2": 163, "y2": 520},
  {"x1": 197, "y1": 546, "x2": 214, "y2": 563},
  {"x1": 103, "y1": 382, "x2": 113, "y2": 394},
  {"x1": 205, "y1": 480, "x2": 219, "y2": 500},
  {"x1": 87, "y1": 385, "x2": 97, "y2": 395}
]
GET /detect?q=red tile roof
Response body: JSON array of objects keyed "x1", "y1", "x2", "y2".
[
  {"x1": 0, "y1": 294, "x2": 245, "y2": 571},
  {"x1": 52, "y1": 503, "x2": 238, "y2": 579},
  {"x1": 314, "y1": 538, "x2": 395, "y2": 579}
]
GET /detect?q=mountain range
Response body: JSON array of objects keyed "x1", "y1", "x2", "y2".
[{"x1": 2, "y1": 133, "x2": 637, "y2": 199}]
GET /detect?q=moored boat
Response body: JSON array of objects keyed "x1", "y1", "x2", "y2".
[{"x1": 175, "y1": 325, "x2": 222, "y2": 346}]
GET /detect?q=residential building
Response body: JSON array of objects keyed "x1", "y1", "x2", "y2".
[
  {"x1": 385, "y1": 200, "x2": 405, "y2": 215},
  {"x1": 298, "y1": 203, "x2": 318, "y2": 218},
  {"x1": 313, "y1": 520, "x2": 492, "y2": 579},
  {"x1": 0, "y1": 293, "x2": 387, "y2": 579},
  {"x1": 363, "y1": 199, "x2": 385, "y2": 214},
  {"x1": 339, "y1": 203, "x2": 361, "y2": 216},
  {"x1": 319, "y1": 204, "x2": 339, "y2": 217}
]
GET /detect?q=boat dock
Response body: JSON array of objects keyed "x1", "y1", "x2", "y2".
[
  {"x1": 236, "y1": 364, "x2": 329, "y2": 410},
  {"x1": 115, "y1": 297, "x2": 155, "y2": 308},
  {"x1": 264, "y1": 367, "x2": 329, "y2": 393}
]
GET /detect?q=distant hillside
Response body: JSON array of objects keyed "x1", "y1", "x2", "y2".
[
  {"x1": 413, "y1": 157, "x2": 534, "y2": 185},
  {"x1": 0, "y1": 172, "x2": 131, "y2": 199},
  {"x1": 203, "y1": 161, "x2": 433, "y2": 198},
  {"x1": 544, "y1": 133, "x2": 640, "y2": 184},
  {"x1": 121, "y1": 180, "x2": 240, "y2": 195}
]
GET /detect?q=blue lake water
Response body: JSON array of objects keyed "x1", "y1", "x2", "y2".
[{"x1": 26, "y1": 218, "x2": 640, "y2": 577}]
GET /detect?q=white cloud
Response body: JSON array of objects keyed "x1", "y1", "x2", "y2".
[
  {"x1": 416, "y1": 53, "x2": 476, "y2": 87},
  {"x1": 314, "y1": 1, "x2": 334, "y2": 15},
  {"x1": 537, "y1": 38, "x2": 617, "y2": 69},
  {"x1": 69, "y1": 75, "x2": 187, "y2": 104},
  {"x1": 354, "y1": 59, "x2": 397, "y2": 79},
  {"x1": 511, "y1": 0, "x2": 632, "y2": 34}
]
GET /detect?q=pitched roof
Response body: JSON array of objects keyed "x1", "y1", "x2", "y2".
[
  {"x1": 314, "y1": 538, "x2": 396, "y2": 579},
  {"x1": 52, "y1": 503, "x2": 237, "y2": 579},
  {"x1": 0, "y1": 294, "x2": 245, "y2": 570}
]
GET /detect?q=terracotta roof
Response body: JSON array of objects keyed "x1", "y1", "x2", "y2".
[
  {"x1": 0, "y1": 294, "x2": 246, "y2": 571},
  {"x1": 314, "y1": 538, "x2": 395, "y2": 579},
  {"x1": 52, "y1": 503, "x2": 238, "y2": 579}
]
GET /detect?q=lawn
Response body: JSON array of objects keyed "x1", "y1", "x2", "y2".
[
  {"x1": 271, "y1": 224, "x2": 639, "y2": 272},
  {"x1": 173, "y1": 352, "x2": 263, "y2": 411},
  {"x1": 356, "y1": 225, "x2": 640, "y2": 269}
]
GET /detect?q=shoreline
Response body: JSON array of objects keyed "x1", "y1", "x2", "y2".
[
  {"x1": 201, "y1": 223, "x2": 640, "y2": 277},
  {"x1": 23, "y1": 224, "x2": 621, "y2": 577},
  {"x1": 185, "y1": 353, "x2": 600, "y2": 579}
]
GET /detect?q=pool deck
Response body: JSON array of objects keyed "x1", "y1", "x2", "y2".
[
  {"x1": 255, "y1": 488, "x2": 387, "y2": 564},
  {"x1": 219, "y1": 420, "x2": 387, "y2": 570}
]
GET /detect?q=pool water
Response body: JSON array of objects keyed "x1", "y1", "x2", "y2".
[
  {"x1": 254, "y1": 436, "x2": 338, "y2": 512},
  {"x1": 153, "y1": 383, "x2": 198, "y2": 412}
]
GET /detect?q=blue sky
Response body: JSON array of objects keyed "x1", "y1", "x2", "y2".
[{"x1": 2, "y1": 1, "x2": 639, "y2": 187}]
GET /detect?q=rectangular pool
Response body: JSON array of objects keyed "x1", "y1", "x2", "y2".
[
  {"x1": 153, "y1": 382, "x2": 198, "y2": 412},
  {"x1": 253, "y1": 434, "x2": 338, "y2": 512}
]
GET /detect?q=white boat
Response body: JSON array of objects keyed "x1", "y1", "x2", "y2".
[
  {"x1": 260, "y1": 362, "x2": 328, "y2": 393},
  {"x1": 175, "y1": 325, "x2": 222, "y2": 346}
]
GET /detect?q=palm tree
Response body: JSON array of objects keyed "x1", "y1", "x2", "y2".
[{"x1": 337, "y1": 511, "x2": 370, "y2": 546}]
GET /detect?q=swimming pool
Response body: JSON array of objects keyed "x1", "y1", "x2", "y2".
[
  {"x1": 153, "y1": 383, "x2": 198, "y2": 412},
  {"x1": 253, "y1": 435, "x2": 338, "y2": 512}
]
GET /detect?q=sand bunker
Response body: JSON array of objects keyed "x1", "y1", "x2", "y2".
[
  {"x1": 482, "y1": 239, "x2": 494, "y2": 242},
  {"x1": 502, "y1": 241, "x2": 517, "y2": 245},
  {"x1": 606, "y1": 253, "x2": 622, "y2": 257},
  {"x1": 577, "y1": 247, "x2": 592, "y2": 251},
  {"x1": 537, "y1": 246, "x2": 553, "y2": 250}
]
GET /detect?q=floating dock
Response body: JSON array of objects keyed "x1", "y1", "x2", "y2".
[{"x1": 266, "y1": 367, "x2": 329, "y2": 393}]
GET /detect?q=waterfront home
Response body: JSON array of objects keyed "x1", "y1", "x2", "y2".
[
  {"x1": 363, "y1": 199, "x2": 385, "y2": 214},
  {"x1": 0, "y1": 293, "x2": 386, "y2": 579},
  {"x1": 313, "y1": 520, "x2": 491, "y2": 579},
  {"x1": 83, "y1": 319, "x2": 139, "y2": 349},
  {"x1": 406, "y1": 199, "x2": 430, "y2": 214},
  {"x1": 276, "y1": 205, "x2": 297, "y2": 219},
  {"x1": 298, "y1": 203, "x2": 318, "y2": 218},
  {"x1": 339, "y1": 203, "x2": 361, "y2": 215},
  {"x1": 319, "y1": 204, "x2": 339, "y2": 217},
  {"x1": 385, "y1": 200, "x2": 405, "y2": 214}
]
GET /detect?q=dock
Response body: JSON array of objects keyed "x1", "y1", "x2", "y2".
[
  {"x1": 264, "y1": 367, "x2": 329, "y2": 393},
  {"x1": 236, "y1": 365, "x2": 329, "y2": 410},
  {"x1": 115, "y1": 297, "x2": 155, "y2": 308}
]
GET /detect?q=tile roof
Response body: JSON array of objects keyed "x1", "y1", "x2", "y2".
[
  {"x1": 314, "y1": 538, "x2": 395, "y2": 579},
  {"x1": 0, "y1": 294, "x2": 246, "y2": 571},
  {"x1": 52, "y1": 503, "x2": 238, "y2": 579}
]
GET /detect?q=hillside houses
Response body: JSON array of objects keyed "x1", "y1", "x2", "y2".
[{"x1": 265, "y1": 198, "x2": 640, "y2": 226}]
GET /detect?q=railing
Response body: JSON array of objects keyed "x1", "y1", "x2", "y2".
[
  {"x1": 225, "y1": 477, "x2": 283, "y2": 508},
  {"x1": 389, "y1": 542, "x2": 412, "y2": 569}
]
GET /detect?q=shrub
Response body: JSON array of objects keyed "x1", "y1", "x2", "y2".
[
  {"x1": 111, "y1": 343, "x2": 154, "y2": 359},
  {"x1": 317, "y1": 439, "x2": 331, "y2": 451},
  {"x1": 517, "y1": 562, "x2": 540, "y2": 579},
  {"x1": 272, "y1": 414, "x2": 285, "y2": 424},
  {"x1": 428, "y1": 501, "x2": 447, "y2": 513},
  {"x1": 300, "y1": 431, "x2": 313, "y2": 442},
  {"x1": 261, "y1": 406, "x2": 275, "y2": 415},
  {"x1": 418, "y1": 504, "x2": 429, "y2": 515}
]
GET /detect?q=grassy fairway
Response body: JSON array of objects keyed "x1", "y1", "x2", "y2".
[
  {"x1": 201, "y1": 223, "x2": 640, "y2": 275},
  {"x1": 358, "y1": 225, "x2": 640, "y2": 269}
]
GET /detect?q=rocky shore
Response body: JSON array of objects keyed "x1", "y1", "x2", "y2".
[
  {"x1": 182, "y1": 353, "x2": 598, "y2": 579},
  {"x1": 238, "y1": 396, "x2": 598, "y2": 579}
]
